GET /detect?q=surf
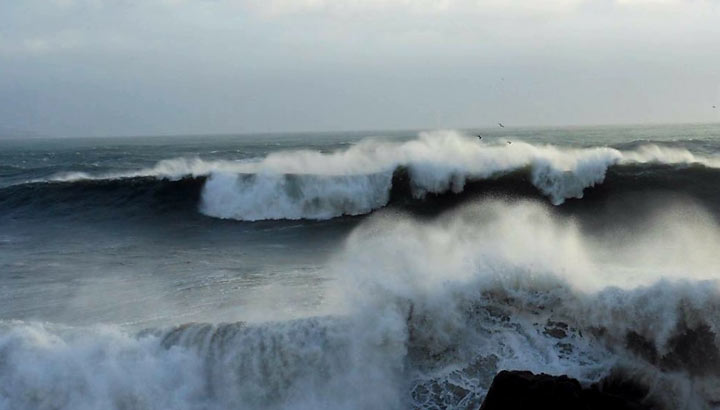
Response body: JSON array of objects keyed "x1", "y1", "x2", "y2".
[
  {"x1": 3, "y1": 131, "x2": 720, "y2": 222},
  {"x1": 3, "y1": 199, "x2": 720, "y2": 409}
]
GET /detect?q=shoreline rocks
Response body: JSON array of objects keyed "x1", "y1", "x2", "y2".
[{"x1": 479, "y1": 370, "x2": 654, "y2": 410}]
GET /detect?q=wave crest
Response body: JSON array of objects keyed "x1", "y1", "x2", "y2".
[
  {"x1": 200, "y1": 172, "x2": 393, "y2": 221},
  {"x1": 196, "y1": 131, "x2": 720, "y2": 219},
  {"x1": 20, "y1": 131, "x2": 720, "y2": 220}
]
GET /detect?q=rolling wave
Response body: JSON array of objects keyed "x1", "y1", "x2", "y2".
[{"x1": 3, "y1": 131, "x2": 720, "y2": 221}]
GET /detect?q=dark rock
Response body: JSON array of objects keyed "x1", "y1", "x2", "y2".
[
  {"x1": 627, "y1": 324, "x2": 720, "y2": 376},
  {"x1": 480, "y1": 371, "x2": 582, "y2": 410},
  {"x1": 480, "y1": 370, "x2": 654, "y2": 410},
  {"x1": 623, "y1": 323, "x2": 720, "y2": 378},
  {"x1": 661, "y1": 324, "x2": 720, "y2": 376},
  {"x1": 544, "y1": 321, "x2": 572, "y2": 339},
  {"x1": 544, "y1": 327, "x2": 567, "y2": 339},
  {"x1": 548, "y1": 321, "x2": 569, "y2": 330},
  {"x1": 589, "y1": 371, "x2": 651, "y2": 408},
  {"x1": 626, "y1": 331, "x2": 659, "y2": 364}
]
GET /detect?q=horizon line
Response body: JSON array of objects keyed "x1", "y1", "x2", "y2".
[{"x1": 3, "y1": 120, "x2": 720, "y2": 140}]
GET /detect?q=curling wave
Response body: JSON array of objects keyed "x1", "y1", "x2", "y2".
[
  {"x1": 195, "y1": 131, "x2": 720, "y2": 220},
  {"x1": 5, "y1": 131, "x2": 720, "y2": 221}
]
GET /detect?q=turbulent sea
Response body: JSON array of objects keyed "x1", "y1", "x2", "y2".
[{"x1": 2, "y1": 124, "x2": 720, "y2": 409}]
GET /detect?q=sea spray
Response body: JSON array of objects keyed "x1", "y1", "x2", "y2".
[{"x1": 2, "y1": 200, "x2": 720, "y2": 409}]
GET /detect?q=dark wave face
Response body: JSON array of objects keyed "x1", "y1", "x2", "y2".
[
  {"x1": 2, "y1": 126, "x2": 720, "y2": 410},
  {"x1": 0, "y1": 176, "x2": 207, "y2": 221},
  {"x1": 2, "y1": 163, "x2": 720, "y2": 225},
  {"x1": 392, "y1": 163, "x2": 720, "y2": 217}
]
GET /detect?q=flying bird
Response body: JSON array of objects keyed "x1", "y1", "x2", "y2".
[{"x1": 498, "y1": 122, "x2": 505, "y2": 128}]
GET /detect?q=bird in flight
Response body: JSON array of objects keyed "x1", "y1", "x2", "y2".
[{"x1": 498, "y1": 122, "x2": 505, "y2": 128}]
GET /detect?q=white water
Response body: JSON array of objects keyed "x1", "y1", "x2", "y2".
[
  {"x1": 3, "y1": 199, "x2": 720, "y2": 409},
  {"x1": 329, "y1": 199, "x2": 720, "y2": 408},
  {"x1": 38, "y1": 131, "x2": 720, "y2": 221},
  {"x1": 200, "y1": 172, "x2": 393, "y2": 220}
]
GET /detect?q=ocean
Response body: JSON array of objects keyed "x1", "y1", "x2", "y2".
[{"x1": 1, "y1": 124, "x2": 720, "y2": 409}]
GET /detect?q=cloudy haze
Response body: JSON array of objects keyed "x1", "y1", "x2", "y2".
[{"x1": 1, "y1": 0, "x2": 719, "y2": 137}]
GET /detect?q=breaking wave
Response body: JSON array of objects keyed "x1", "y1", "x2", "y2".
[
  {"x1": 2, "y1": 199, "x2": 720, "y2": 409},
  {"x1": 4, "y1": 131, "x2": 720, "y2": 221}
]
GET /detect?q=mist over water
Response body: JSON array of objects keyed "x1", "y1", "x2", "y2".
[{"x1": 1, "y1": 125, "x2": 720, "y2": 409}]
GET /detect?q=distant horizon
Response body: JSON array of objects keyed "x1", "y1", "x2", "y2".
[{"x1": 3, "y1": 119, "x2": 720, "y2": 140}]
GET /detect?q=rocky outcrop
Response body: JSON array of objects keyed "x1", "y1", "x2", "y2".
[
  {"x1": 479, "y1": 370, "x2": 654, "y2": 410},
  {"x1": 626, "y1": 324, "x2": 720, "y2": 376}
]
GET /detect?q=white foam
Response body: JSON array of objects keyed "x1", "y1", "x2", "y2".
[
  {"x1": 38, "y1": 130, "x2": 720, "y2": 219},
  {"x1": 200, "y1": 172, "x2": 393, "y2": 221},
  {"x1": 0, "y1": 323, "x2": 206, "y2": 410},
  {"x1": 3, "y1": 200, "x2": 720, "y2": 409},
  {"x1": 0, "y1": 318, "x2": 405, "y2": 410},
  {"x1": 325, "y1": 200, "x2": 720, "y2": 408}
]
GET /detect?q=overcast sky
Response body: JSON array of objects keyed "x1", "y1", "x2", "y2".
[{"x1": 1, "y1": 0, "x2": 719, "y2": 137}]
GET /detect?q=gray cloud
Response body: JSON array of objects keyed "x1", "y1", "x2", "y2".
[{"x1": 1, "y1": 0, "x2": 719, "y2": 136}]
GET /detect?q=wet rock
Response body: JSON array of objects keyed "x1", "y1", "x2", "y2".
[
  {"x1": 479, "y1": 371, "x2": 582, "y2": 410},
  {"x1": 625, "y1": 324, "x2": 720, "y2": 376},
  {"x1": 479, "y1": 370, "x2": 654, "y2": 410},
  {"x1": 543, "y1": 320, "x2": 571, "y2": 340},
  {"x1": 626, "y1": 331, "x2": 658, "y2": 364},
  {"x1": 661, "y1": 324, "x2": 720, "y2": 376},
  {"x1": 590, "y1": 371, "x2": 652, "y2": 408},
  {"x1": 544, "y1": 327, "x2": 567, "y2": 339}
]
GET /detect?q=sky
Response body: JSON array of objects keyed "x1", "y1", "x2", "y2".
[{"x1": 1, "y1": 0, "x2": 719, "y2": 137}]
